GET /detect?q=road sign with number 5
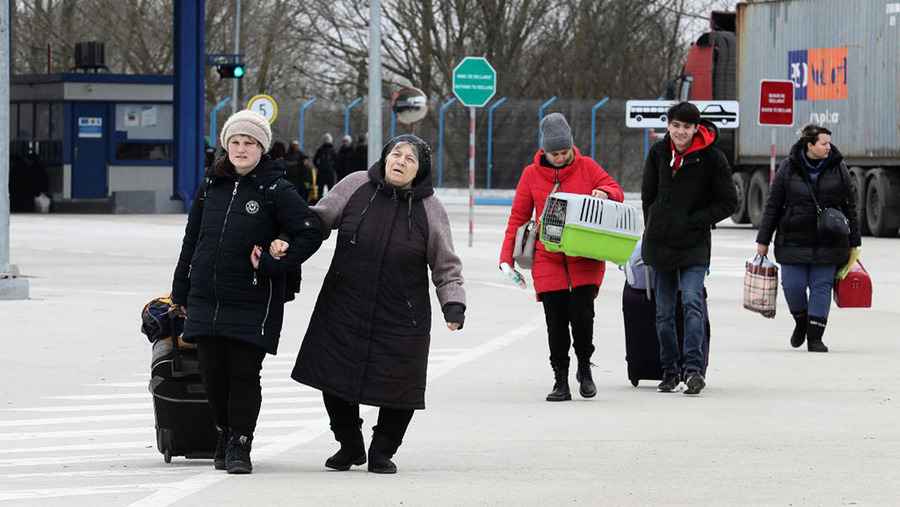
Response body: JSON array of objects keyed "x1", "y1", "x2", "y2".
[{"x1": 247, "y1": 94, "x2": 279, "y2": 124}]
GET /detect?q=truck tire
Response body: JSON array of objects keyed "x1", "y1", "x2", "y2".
[
  {"x1": 848, "y1": 167, "x2": 869, "y2": 236},
  {"x1": 747, "y1": 170, "x2": 769, "y2": 228},
  {"x1": 731, "y1": 172, "x2": 751, "y2": 224},
  {"x1": 865, "y1": 169, "x2": 900, "y2": 237}
]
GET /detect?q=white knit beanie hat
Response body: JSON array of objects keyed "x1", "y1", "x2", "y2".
[{"x1": 220, "y1": 110, "x2": 272, "y2": 152}]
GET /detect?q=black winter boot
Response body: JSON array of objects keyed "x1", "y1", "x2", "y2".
[
  {"x1": 214, "y1": 426, "x2": 229, "y2": 470},
  {"x1": 575, "y1": 361, "x2": 597, "y2": 398},
  {"x1": 325, "y1": 431, "x2": 366, "y2": 471},
  {"x1": 546, "y1": 364, "x2": 571, "y2": 402},
  {"x1": 225, "y1": 434, "x2": 253, "y2": 474},
  {"x1": 807, "y1": 316, "x2": 829, "y2": 353},
  {"x1": 790, "y1": 311, "x2": 808, "y2": 348},
  {"x1": 368, "y1": 433, "x2": 399, "y2": 474}
]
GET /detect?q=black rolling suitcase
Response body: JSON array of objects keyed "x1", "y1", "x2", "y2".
[
  {"x1": 149, "y1": 337, "x2": 217, "y2": 463},
  {"x1": 622, "y1": 283, "x2": 711, "y2": 387}
]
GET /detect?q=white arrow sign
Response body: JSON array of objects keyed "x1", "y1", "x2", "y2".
[{"x1": 625, "y1": 100, "x2": 740, "y2": 129}]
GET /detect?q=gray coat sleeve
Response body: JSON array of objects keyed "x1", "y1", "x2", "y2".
[
  {"x1": 422, "y1": 195, "x2": 466, "y2": 308},
  {"x1": 310, "y1": 171, "x2": 369, "y2": 238}
]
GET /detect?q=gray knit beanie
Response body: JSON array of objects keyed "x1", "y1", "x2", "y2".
[
  {"x1": 220, "y1": 110, "x2": 272, "y2": 152},
  {"x1": 540, "y1": 112, "x2": 573, "y2": 153}
]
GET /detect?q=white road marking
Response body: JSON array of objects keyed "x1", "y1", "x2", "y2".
[
  {"x1": 0, "y1": 483, "x2": 172, "y2": 502},
  {"x1": 0, "y1": 413, "x2": 152, "y2": 428},
  {"x1": 0, "y1": 441, "x2": 153, "y2": 455},
  {"x1": 0, "y1": 452, "x2": 155, "y2": 468},
  {"x1": 127, "y1": 317, "x2": 544, "y2": 507}
]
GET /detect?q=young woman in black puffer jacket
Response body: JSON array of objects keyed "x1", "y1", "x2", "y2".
[{"x1": 171, "y1": 110, "x2": 323, "y2": 474}]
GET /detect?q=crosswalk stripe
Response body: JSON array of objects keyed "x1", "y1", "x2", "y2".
[
  {"x1": 0, "y1": 452, "x2": 155, "y2": 468},
  {"x1": 0, "y1": 417, "x2": 324, "y2": 441},
  {"x1": 0, "y1": 483, "x2": 172, "y2": 502},
  {"x1": 0, "y1": 441, "x2": 154, "y2": 455},
  {"x1": 3, "y1": 468, "x2": 189, "y2": 480},
  {"x1": 0, "y1": 413, "x2": 152, "y2": 428}
]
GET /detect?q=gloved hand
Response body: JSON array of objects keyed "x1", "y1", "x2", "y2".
[
  {"x1": 500, "y1": 262, "x2": 527, "y2": 289},
  {"x1": 836, "y1": 247, "x2": 861, "y2": 280}
]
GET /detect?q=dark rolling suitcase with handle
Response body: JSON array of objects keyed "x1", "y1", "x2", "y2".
[
  {"x1": 622, "y1": 283, "x2": 711, "y2": 387},
  {"x1": 149, "y1": 337, "x2": 217, "y2": 463}
]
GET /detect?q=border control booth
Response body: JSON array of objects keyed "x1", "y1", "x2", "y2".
[{"x1": 11, "y1": 73, "x2": 182, "y2": 213}]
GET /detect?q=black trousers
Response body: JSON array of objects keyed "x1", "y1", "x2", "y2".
[
  {"x1": 540, "y1": 285, "x2": 597, "y2": 368},
  {"x1": 322, "y1": 392, "x2": 414, "y2": 455},
  {"x1": 196, "y1": 337, "x2": 266, "y2": 437}
]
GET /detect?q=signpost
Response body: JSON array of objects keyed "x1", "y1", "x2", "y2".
[
  {"x1": 625, "y1": 100, "x2": 741, "y2": 129},
  {"x1": 246, "y1": 94, "x2": 279, "y2": 124},
  {"x1": 452, "y1": 57, "x2": 497, "y2": 247},
  {"x1": 758, "y1": 80, "x2": 795, "y2": 183}
]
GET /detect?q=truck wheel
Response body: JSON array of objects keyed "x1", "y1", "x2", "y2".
[
  {"x1": 731, "y1": 172, "x2": 751, "y2": 224},
  {"x1": 848, "y1": 167, "x2": 869, "y2": 236},
  {"x1": 747, "y1": 170, "x2": 769, "y2": 228},
  {"x1": 865, "y1": 169, "x2": 900, "y2": 237}
]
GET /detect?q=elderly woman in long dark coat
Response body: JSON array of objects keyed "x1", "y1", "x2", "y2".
[{"x1": 275, "y1": 134, "x2": 465, "y2": 474}]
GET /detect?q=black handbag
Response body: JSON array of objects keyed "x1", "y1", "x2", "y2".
[{"x1": 801, "y1": 170, "x2": 850, "y2": 239}]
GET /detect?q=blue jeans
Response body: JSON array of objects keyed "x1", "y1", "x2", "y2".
[
  {"x1": 654, "y1": 265, "x2": 708, "y2": 376},
  {"x1": 780, "y1": 263, "x2": 836, "y2": 319}
]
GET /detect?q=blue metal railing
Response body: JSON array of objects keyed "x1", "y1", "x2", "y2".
[
  {"x1": 437, "y1": 97, "x2": 457, "y2": 187},
  {"x1": 298, "y1": 97, "x2": 316, "y2": 152},
  {"x1": 344, "y1": 97, "x2": 363, "y2": 137},
  {"x1": 208, "y1": 97, "x2": 231, "y2": 148},
  {"x1": 590, "y1": 97, "x2": 609, "y2": 161},
  {"x1": 486, "y1": 97, "x2": 508, "y2": 189}
]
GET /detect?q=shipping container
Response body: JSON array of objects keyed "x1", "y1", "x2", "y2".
[
  {"x1": 736, "y1": 0, "x2": 900, "y2": 164},
  {"x1": 670, "y1": 0, "x2": 900, "y2": 236}
]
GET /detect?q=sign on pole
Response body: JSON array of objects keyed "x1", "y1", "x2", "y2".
[
  {"x1": 246, "y1": 94, "x2": 279, "y2": 124},
  {"x1": 758, "y1": 80, "x2": 795, "y2": 183},
  {"x1": 453, "y1": 57, "x2": 497, "y2": 247},
  {"x1": 625, "y1": 100, "x2": 741, "y2": 129},
  {"x1": 452, "y1": 57, "x2": 497, "y2": 107},
  {"x1": 758, "y1": 80, "x2": 794, "y2": 126}
]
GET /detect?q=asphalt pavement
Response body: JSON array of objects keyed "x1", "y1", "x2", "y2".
[{"x1": 2, "y1": 204, "x2": 899, "y2": 506}]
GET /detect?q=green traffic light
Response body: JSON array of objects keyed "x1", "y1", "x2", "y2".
[{"x1": 234, "y1": 65, "x2": 245, "y2": 78}]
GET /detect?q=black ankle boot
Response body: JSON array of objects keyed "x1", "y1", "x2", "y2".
[
  {"x1": 790, "y1": 311, "x2": 808, "y2": 348},
  {"x1": 214, "y1": 426, "x2": 229, "y2": 470},
  {"x1": 807, "y1": 316, "x2": 829, "y2": 353},
  {"x1": 325, "y1": 432, "x2": 366, "y2": 471},
  {"x1": 575, "y1": 361, "x2": 596, "y2": 398},
  {"x1": 225, "y1": 434, "x2": 253, "y2": 474},
  {"x1": 546, "y1": 364, "x2": 571, "y2": 402},
  {"x1": 368, "y1": 434, "x2": 399, "y2": 474}
]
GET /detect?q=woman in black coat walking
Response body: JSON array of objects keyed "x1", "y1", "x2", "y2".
[
  {"x1": 272, "y1": 134, "x2": 465, "y2": 474},
  {"x1": 171, "y1": 110, "x2": 323, "y2": 474},
  {"x1": 756, "y1": 124, "x2": 861, "y2": 352}
]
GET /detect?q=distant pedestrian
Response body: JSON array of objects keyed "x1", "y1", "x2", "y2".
[
  {"x1": 335, "y1": 135, "x2": 355, "y2": 182},
  {"x1": 170, "y1": 110, "x2": 323, "y2": 474},
  {"x1": 285, "y1": 140, "x2": 314, "y2": 201},
  {"x1": 641, "y1": 102, "x2": 737, "y2": 395},
  {"x1": 271, "y1": 134, "x2": 465, "y2": 474},
  {"x1": 351, "y1": 133, "x2": 368, "y2": 173},
  {"x1": 268, "y1": 140, "x2": 288, "y2": 176},
  {"x1": 756, "y1": 124, "x2": 861, "y2": 353},
  {"x1": 499, "y1": 112, "x2": 624, "y2": 402},
  {"x1": 313, "y1": 133, "x2": 337, "y2": 197}
]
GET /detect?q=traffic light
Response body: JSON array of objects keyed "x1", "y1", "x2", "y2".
[{"x1": 217, "y1": 63, "x2": 245, "y2": 79}]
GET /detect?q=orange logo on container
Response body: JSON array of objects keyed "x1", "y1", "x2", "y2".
[{"x1": 808, "y1": 47, "x2": 848, "y2": 101}]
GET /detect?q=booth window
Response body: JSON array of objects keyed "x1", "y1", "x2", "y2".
[{"x1": 115, "y1": 142, "x2": 172, "y2": 161}]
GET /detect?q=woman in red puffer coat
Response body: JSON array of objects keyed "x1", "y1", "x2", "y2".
[{"x1": 499, "y1": 113, "x2": 623, "y2": 403}]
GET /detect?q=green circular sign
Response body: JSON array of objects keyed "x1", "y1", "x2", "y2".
[{"x1": 452, "y1": 57, "x2": 497, "y2": 107}]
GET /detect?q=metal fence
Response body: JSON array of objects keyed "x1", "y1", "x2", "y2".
[{"x1": 208, "y1": 97, "x2": 653, "y2": 192}]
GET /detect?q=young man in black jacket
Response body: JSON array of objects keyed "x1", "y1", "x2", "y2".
[{"x1": 641, "y1": 102, "x2": 737, "y2": 395}]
